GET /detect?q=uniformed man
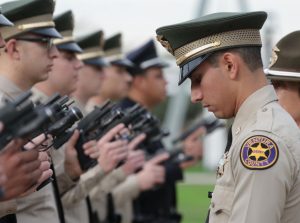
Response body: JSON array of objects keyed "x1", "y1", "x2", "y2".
[
  {"x1": 86, "y1": 33, "x2": 133, "y2": 110},
  {"x1": 73, "y1": 30, "x2": 109, "y2": 114},
  {"x1": 15, "y1": 10, "x2": 84, "y2": 223},
  {"x1": 156, "y1": 11, "x2": 300, "y2": 223},
  {"x1": 118, "y1": 39, "x2": 202, "y2": 223},
  {"x1": 0, "y1": 0, "x2": 61, "y2": 219},
  {"x1": 83, "y1": 35, "x2": 166, "y2": 223},
  {"x1": 0, "y1": 2, "x2": 42, "y2": 204},
  {"x1": 265, "y1": 31, "x2": 300, "y2": 127},
  {"x1": 34, "y1": 10, "x2": 85, "y2": 198},
  {"x1": 56, "y1": 30, "x2": 130, "y2": 223},
  {"x1": 73, "y1": 30, "x2": 146, "y2": 223}
]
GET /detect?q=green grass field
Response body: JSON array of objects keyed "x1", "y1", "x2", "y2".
[{"x1": 177, "y1": 184, "x2": 214, "y2": 223}]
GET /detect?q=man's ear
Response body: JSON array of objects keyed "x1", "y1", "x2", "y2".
[
  {"x1": 5, "y1": 39, "x2": 21, "y2": 60},
  {"x1": 221, "y1": 52, "x2": 239, "y2": 80}
]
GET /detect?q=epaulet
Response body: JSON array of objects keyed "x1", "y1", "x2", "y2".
[{"x1": 254, "y1": 105, "x2": 273, "y2": 133}]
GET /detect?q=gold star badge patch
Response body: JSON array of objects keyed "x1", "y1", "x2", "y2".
[{"x1": 240, "y1": 135, "x2": 279, "y2": 170}]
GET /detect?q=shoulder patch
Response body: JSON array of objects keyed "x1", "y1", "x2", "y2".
[{"x1": 240, "y1": 135, "x2": 279, "y2": 170}]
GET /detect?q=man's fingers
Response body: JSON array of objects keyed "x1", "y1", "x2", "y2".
[
  {"x1": 128, "y1": 134, "x2": 146, "y2": 151},
  {"x1": 20, "y1": 149, "x2": 39, "y2": 162},
  {"x1": 39, "y1": 160, "x2": 51, "y2": 172},
  {"x1": 83, "y1": 140, "x2": 97, "y2": 150},
  {"x1": 36, "y1": 169, "x2": 53, "y2": 185},
  {"x1": 1, "y1": 139, "x2": 24, "y2": 155},
  {"x1": 97, "y1": 124, "x2": 125, "y2": 145},
  {"x1": 67, "y1": 130, "x2": 80, "y2": 146},
  {"x1": 148, "y1": 153, "x2": 169, "y2": 165},
  {"x1": 38, "y1": 151, "x2": 49, "y2": 162},
  {"x1": 24, "y1": 134, "x2": 47, "y2": 150},
  {"x1": 102, "y1": 140, "x2": 128, "y2": 152},
  {"x1": 188, "y1": 127, "x2": 206, "y2": 140}
]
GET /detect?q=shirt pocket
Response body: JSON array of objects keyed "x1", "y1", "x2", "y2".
[{"x1": 209, "y1": 185, "x2": 234, "y2": 223}]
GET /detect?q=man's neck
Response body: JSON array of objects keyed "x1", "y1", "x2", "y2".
[
  {"x1": 127, "y1": 89, "x2": 152, "y2": 109},
  {"x1": 234, "y1": 69, "x2": 268, "y2": 116},
  {"x1": 34, "y1": 82, "x2": 56, "y2": 97},
  {"x1": 87, "y1": 95, "x2": 108, "y2": 107},
  {"x1": 72, "y1": 90, "x2": 90, "y2": 107}
]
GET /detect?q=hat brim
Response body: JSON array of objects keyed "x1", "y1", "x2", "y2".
[
  {"x1": 112, "y1": 58, "x2": 134, "y2": 68},
  {"x1": 179, "y1": 53, "x2": 210, "y2": 85},
  {"x1": 150, "y1": 61, "x2": 169, "y2": 69},
  {"x1": 265, "y1": 68, "x2": 300, "y2": 82},
  {"x1": 57, "y1": 42, "x2": 82, "y2": 53},
  {"x1": 30, "y1": 27, "x2": 62, "y2": 39},
  {"x1": 83, "y1": 57, "x2": 110, "y2": 67},
  {"x1": 140, "y1": 58, "x2": 169, "y2": 70},
  {"x1": 0, "y1": 14, "x2": 13, "y2": 26}
]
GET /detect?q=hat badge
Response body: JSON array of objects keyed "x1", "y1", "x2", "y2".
[
  {"x1": 269, "y1": 46, "x2": 280, "y2": 67},
  {"x1": 157, "y1": 35, "x2": 174, "y2": 55}
]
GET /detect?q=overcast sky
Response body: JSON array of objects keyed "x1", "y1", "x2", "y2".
[
  {"x1": 50, "y1": 0, "x2": 299, "y2": 51},
  {"x1": 0, "y1": 0, "x2": 298, "y2": 91},
  {"x1": 0, "y1": 0, "x2": 297, "y2": 57}
]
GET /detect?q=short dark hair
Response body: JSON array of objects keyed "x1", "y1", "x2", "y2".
[
  {"x1": 271, "y1": 79, "x2": 300, "y2": 97},
  {"x1": 206, "y1": 47, "x2": 263, "y2": 72}
]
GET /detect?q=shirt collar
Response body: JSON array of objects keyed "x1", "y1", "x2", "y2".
[
  {"x1": 0, "y1": 75, "x2": 24, "y2": 101},
  {"x1": 232, "y1": 85, "x2": 278, "y2": 138}
]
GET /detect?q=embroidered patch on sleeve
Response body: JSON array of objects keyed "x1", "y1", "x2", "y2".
[{"x1": 240, "y1": 135, "x2": 279, "y2": 170}]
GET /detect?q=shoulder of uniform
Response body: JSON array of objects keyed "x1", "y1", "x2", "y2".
[
  {"x1": 255, "y1": 103, "x2": 299, "y2": 146},
  {"x1": 30, "y1": 88, "x2": 48, "y2": 103},
  {"x1": 254, "y1": 104, "x2": 274, "y2": 132}
]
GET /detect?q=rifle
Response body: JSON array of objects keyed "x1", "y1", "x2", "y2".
[
  {"x1": 0, "y1": 92, "x2": 83, "y2": 150},
  {"x1": 74, "y1": 101, "x2": 117, "y2": 171},
  {"x1": 172, "y1": 117, "x2": 225, "y2": 144}
]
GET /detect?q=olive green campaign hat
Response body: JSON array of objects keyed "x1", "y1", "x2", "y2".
[
  {"x1": 265, "y1": 31, "x2": 300, "y2": 82},
  {"x1": 0, "y1": 0, "x2": 61, "y2": 40},
  {"x1": 54, "y1": 10, "x2": 82, "y2": 53},
  {"x1": 104, "y1": 33, "x2": 133, "y2": 68},
  {"x1": 77, "y1": 30, "x2": 109, "y2": 67},
  {"x1": 0, "y1": 7, "x2": 13, "y2": 27},
  {"x1": 156, "y1": 11, "x2": 267, "y2": 85}
]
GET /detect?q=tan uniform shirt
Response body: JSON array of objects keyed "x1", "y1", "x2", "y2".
[
  {"x1": 31, "y1": 92, "x2": 102, "y2": 223},
  {"x1": 89, "y1": 168, "x2": 128, "y2": 221},
  {"x1": 14, "y1": 88, "x2": 60, "y2": 223},
  {"x1": 31, "y1": 88, "x2": 78, "y2": 195},
  {"x1": 0, "y1": 79, "x2": 60, "y2": 222},
  {"x1": 86, "y1": 98, "x2": 141, "y2": 223},
  {"x1": 0, "y1": 76, "x2": 27, "y2": 217},
  {"x1": 112, "y1": 175, "x2": 140, "y2": 223},
  {"x1": 209, "y1": 85, "x2": 300, "y2": 223},
  {"x1": 59, "y1": 98, "x2": 106, "y2": 223}
]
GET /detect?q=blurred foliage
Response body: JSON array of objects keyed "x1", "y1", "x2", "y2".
[
  {"x1": 177, "y1": 184, "x2": 213, "y2": 223},
  {"x1": 151, "y1": 96, "x2": 203, "y2": 127},
  {"x1": 151, "y1": 96, "x2": 170, "y2": 122}
]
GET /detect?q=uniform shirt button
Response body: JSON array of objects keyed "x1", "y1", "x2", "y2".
[{"x1": 262, "y1": 107, "x2": 268, "y2": 112}]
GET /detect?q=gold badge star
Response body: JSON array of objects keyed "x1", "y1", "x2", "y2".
[{"x1": 249, "y1": 143, "x2": 269, "y2": 161}]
